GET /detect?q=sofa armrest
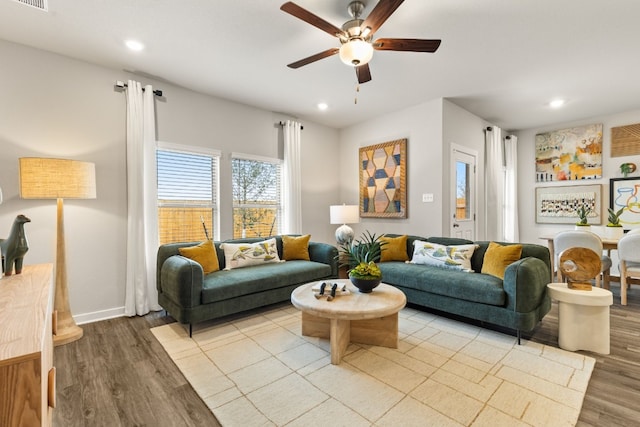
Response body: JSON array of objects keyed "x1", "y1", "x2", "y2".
[
  {"x1": 159, "y1": 255, "x2": 204, "y2": 309},
  {"x1": 503, "y1": 257, "x2": 551, "y2": 313},
  {"x1": 308, "y1": 242, "x2": 339, "y2": 278}
]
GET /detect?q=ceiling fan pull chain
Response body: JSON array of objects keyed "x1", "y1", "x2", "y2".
[{"x1": 354, "y1": 84, "x2": 360, "y2": 104}]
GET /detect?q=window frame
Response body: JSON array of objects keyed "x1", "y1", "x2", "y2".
[
  {"x1": 231, "y1": 152, "x2": 283, "y2": 239},
  {"x1": 156, "y1": 141, "x2": 221, "y2": 243}
]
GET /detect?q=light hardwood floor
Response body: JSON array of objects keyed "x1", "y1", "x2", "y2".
[{"x1": 54, "y1": 284, "x2": 639, "y2": 426}]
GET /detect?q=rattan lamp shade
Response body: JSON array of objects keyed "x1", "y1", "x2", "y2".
[{"x1": 19, "y1": 158, "x2": 96, "y2": 199}]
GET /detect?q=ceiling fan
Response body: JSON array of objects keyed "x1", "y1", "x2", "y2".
[{"x1": 280, "y1": 0, "x2": 441, "y2": 84}]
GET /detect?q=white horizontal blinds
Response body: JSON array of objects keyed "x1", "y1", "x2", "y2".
[
  {"x1": 157, "y1": 146, "x2": 220, "y2": 244},
  {"x1": 231, "y1": 153, "x2": 282, "y2": 238}
]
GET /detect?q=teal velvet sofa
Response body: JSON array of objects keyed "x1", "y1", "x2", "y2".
[
  {"x1": 157, "y1": 236, "x2": 338, "y2": 335},
  {"x1": 378, "y1": 235, "x2": 552, "y2": 343}
]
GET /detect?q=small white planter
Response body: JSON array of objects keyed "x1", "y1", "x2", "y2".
[
  {"x1": 605, "y1": 226, "x2": 624, "y2": 239},
  {"x1": 575, "y1": 225, "x2": 591, "y2": 231}
]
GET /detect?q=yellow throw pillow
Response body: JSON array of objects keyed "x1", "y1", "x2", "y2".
[
  {"x1": 178, "y1": 240, "x2": 220, "y2": 274},
  {"x1": 282, "y1": 234, "x2": 311, "y2": 261},
  {"x1": 380, "y1": 235, "x2": 409, "y2": 262},
  {"x1": 481, "y1": 241, "x2": 522, "y2": 279}
]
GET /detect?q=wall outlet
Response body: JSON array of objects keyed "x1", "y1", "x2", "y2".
[{"x1": 422, "y1": 193, "x2": 434, "y2": 203}]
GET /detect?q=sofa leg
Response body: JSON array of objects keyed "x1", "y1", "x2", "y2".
[
  {"x1": 189, "y1": 323, "x2": 193, "y2": 338},
  {"x1": 517, "y1": 330, "x2": 521, "y2": 345}
]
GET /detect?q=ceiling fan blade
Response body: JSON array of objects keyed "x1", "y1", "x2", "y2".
[
  {"x1": 373, "y1": 38, "x2": 441, "y2": 52},
  {"x1": 355, "y1": 64, "x2": 372, "y2": 84},
  {"x1": 287, "y1": 48, "x2": 340, "y2": 69},
  {"x1": 280, "y1": 2, "x2": 343, "y2": 38},
  {"x1": 361, "y1": 0, "x2": 405, "y2": 35}
]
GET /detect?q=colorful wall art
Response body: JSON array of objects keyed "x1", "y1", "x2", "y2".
[
  {"x1": 535, "y1": 184, "x2": 602, "y2": 224},
  {"x1": 359, "y1": 139, "x2": 407, "y2": 218},
  {"x1": 535, "y1": 124, "x2": 603, "y2": 182},
  {"x1": 609, "y1": 177, "x2": 640, "y2": 230}
]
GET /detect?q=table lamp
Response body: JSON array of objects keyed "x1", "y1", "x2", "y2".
[
  {"x1": 330, "y1": 204, "x2": 360, "y2": 245},
  {"x1": 19, "y1": 157, "x2": 96, "y2": 346}
]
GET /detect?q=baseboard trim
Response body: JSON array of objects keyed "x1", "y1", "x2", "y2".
[{"x1": 75, "y1": 306, "x2": 126, "y2": 325}]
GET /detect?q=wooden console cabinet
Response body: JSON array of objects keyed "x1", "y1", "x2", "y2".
[{"x1": 0, "y1": 264, "x2": 56, "y2": 427}]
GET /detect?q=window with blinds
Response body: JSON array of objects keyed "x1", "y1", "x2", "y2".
[
  {"x1": 231, "y1": 154, "x2": 282, "y2": 238},
  {"x1": 157, "y1": 145, "x2": 220, "y2": 245}
]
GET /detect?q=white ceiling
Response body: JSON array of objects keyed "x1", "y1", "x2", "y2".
[{"x1": 1, "y1": 0, "x2": 639, "y2": 130}]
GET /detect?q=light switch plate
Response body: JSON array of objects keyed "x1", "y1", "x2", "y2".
[{"x1": 422, "y1": 193, "x2": 434, "y2": 203}]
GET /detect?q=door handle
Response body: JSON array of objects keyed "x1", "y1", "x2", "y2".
[{"x1": 453, "y1": 223, "x2": 460, "y2": 228}]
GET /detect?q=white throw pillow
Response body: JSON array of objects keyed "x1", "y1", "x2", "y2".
[
  {"x1": 411, "y1": 240, "x2": 479, "y2": 272},
  {"x1": 220, "y1": 238, "x2": 281, "y2": 270}
]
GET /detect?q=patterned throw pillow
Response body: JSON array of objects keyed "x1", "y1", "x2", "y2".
[
  {"x1": 178, "y1": 240, "x2": 220, "y2": 274},
  {"x1": 411, "y1": 240, "x2": 479, "y2": 272},
  {"x1": 282, "y1": 234, "x2": 311, "y2": 261},
  {"x1": 220, "y1": 238, "x2": 281, "y2": 270},
  {"x1": 481, "y1": 241, "x2": 523, "y2": 279}
]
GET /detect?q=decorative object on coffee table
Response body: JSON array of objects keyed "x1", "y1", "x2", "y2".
[
  {"x1": 19, "y1": 157, "x2": 96, "y2": 346},
  {"x1": 338, "y1": 230, "x2": 385, "y2": 293},
  {"x1": 0, "y1": 214, "x2": 31, "y2": 276}
]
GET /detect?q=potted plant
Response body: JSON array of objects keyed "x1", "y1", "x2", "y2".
[
  {"x1": 620, "y1": 162, "x2": 636, "y2": 178},
  {"x1": 606, "y1": 207, "x2": 625, "y2": 239},
  {"x1": 575, "y1": 205, "x2": 591, "y2": 230},
  {"x1": 337, "y1": 230, "x2": 385, "y2": 293}
]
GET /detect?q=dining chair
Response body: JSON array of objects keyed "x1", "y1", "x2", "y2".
[
  {"x1": 553, "y1": 230, "x2": 612, "y2": 288},
  {"x1": 625, "y1": 228, "x2": 640, "y2": 236},
  {"x1": 617, "y1": 232, "x2": 640, "y2": 305}
]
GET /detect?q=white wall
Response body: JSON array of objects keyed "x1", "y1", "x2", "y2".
[
  {"x1": 442, "y1": 99, "x2": 493, "y2": 239},
  {"x1": 337, "y1": 98, "x2": 492, "y2": 240},
  {"x1": 0, "y1": 39, "x2": 340, "y2": 323},
  {"x1": 515, "y1": 109, "x2": 640, "y2": 246}
]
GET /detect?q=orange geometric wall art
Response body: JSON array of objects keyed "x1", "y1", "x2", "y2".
[{"x1": 359, "y1": 138, "x2": 407, "y2": 218}]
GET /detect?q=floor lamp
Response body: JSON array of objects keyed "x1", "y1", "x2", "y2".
[{"x1": 19, "y1": 157, "x2": 96, "y2": 346}]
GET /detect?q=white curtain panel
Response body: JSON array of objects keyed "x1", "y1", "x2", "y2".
[
  {"x1": 283, "y1": 120, "x2": 302, "y2": 234},
  {"x1": 504, "y1": 135, "x2": 520, "y2": 242},
  {"x1": 484, "y1": 126, "x2": 505, "y2": 241},
  {"x1": 124, "y1": 80, "x2": 161, "y2": 316}
]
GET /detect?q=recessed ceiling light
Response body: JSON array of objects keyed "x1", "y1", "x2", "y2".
[
  {"x1": 125, "y1": 40, "x2": 145, "y2": 51},
  {"x1": 317, "y1": 102, "x2": 328, "y2": 111},
  {"x1": 549, "y1": 99, "x2": 566, "y2": 108}
]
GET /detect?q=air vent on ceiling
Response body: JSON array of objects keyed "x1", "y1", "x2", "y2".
[{"x1": 12, "y1": 0, "x2": 48, "y2": 11}]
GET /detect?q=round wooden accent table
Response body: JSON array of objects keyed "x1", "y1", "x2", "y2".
[
  {"x1": 291, "y1": 279, "x2": 406, "y2": 365},
  {"x1": 547, "y1": 282, "x2": 613, "y2": 354}
]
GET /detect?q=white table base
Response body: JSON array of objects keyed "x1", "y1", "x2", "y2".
[{"x1": 547, "y1": 283, "x2": 613, "y2": 355}]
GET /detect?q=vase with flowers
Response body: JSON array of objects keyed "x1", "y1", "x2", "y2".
[{"x1": 338, "y1": 231, "x2": 385, "y2": 293}]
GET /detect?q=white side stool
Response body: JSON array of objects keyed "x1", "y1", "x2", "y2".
[{"x1": 547, "y1": 283, "x2": 613, "y2": 354}]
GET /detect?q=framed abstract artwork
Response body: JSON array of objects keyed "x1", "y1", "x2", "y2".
[
  {"x1": 359, "y1": 138, "x2": 407, "y2": 218},
  {"x1": 609, "y1": 177, "x2": 640, "y2": 230},
  {"x1": 535, "y1": 123, "x2": 603, "y2": 182},
  {"x1": 535, "y1": 184, "x2": 602, "y2": 224}
]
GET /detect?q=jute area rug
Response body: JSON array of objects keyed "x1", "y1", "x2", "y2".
[{"x1": 151, "y1": 304, "x2": 594, "y2": 427}]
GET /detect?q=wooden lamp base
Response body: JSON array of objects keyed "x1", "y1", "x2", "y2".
[{"x1": 53, "y1": 310, "x2": 83, "y2": 346}]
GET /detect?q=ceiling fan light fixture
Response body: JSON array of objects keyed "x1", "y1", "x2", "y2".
[{"x1": 339, "y1": 39, "x2": 373, "y2": 66}]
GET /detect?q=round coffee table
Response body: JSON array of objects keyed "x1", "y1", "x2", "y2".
[{"x1": 291, "y1": 279, "x2": 406, "y2": 365}]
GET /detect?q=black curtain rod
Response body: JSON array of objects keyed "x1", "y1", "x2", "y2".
[
  {"x1": 279, "y1": 121, "x2": 304, "y2": 130},
  {"x1": 115, "y1": 80, "x2": 163, "y2": 97}
]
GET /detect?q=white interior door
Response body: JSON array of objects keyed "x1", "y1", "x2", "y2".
[{"x1": 451, "y1": 147, "x2": 477, "y2": 239}]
